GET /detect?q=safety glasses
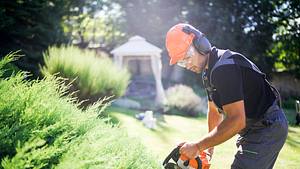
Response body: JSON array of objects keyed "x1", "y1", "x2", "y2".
[{"x1": 176, "y1": 45, "x2": 195, "y2": 68}]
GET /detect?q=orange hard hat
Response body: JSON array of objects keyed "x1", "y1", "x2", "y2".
[{"x1": 165, "y1": 23, "x2": 195, "y2": 65}]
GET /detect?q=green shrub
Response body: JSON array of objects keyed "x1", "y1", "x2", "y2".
[
  {"x1": 0, "y1": 53, "x2": 159, "y2": 169},
  {"x1": 0, "y1": 61, "x2": 95, "y2": 167},
  {"x1": 0, "y1": 51, "x2": 20, "y2": 78},
  {"x1": 282, "y1": 97, "x2": 298, "y2": 109},
  {"x1": 165, "y1": 84, "x2": 207, "y2": 117},
  {"x1": 41, "y1": 46, "x2": 130, "y2": 106},
  {"x1": 56, "y1": 125, "x2": 160, "y2": 169}
]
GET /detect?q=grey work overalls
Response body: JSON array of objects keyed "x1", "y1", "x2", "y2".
[{"x1": 203, "y1": 50, "x2": 288, "y2": 169}]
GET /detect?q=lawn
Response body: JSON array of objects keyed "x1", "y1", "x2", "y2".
[{"x1": 106, "y1": 106, "x2": 300, "y2": 169}]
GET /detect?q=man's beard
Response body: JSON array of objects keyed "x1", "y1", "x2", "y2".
[{"x1": 189, "y1": 65, "x2": 202, "y2": 73}]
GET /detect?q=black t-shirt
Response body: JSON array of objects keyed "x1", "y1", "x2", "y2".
[{"x1": 205, "y1": 48, "x2": 276, "y2": 119}]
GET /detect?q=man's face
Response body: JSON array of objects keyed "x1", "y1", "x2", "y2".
[{"x1": 176, "y1": 45, "x2": 208, "y2": 73}]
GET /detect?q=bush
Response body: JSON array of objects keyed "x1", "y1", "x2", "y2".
[
  {"x1": 41, "y1": 46, "x2": 130, "y2": 106},
  {"x1": 282, "y1": 97, "x2": 298, "y2": 109},
  {"x1": 56, "y1": 125, "x2": 160, "y2": 169},
  {"x1": 165, "y1": 84, "x2": 207, "y2": 117},
  {"x1": 0, "y1": 53, "x2": 159, "y2": 169}
]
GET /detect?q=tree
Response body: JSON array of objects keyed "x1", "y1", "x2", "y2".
[
  {"x1": 268, "y1": 0, "x2": 300, "y2": 77},
  {"x1": 185, "y1": 0, "x2": 299, "y2": 76},
  {"x1": 1, "y1": 0, "x2": 298, "y2": 78},
  {"x1": 0, "y1": 0, "x2": 102, "y2": 77},
  {"x1": 113, "y1": 0, "x2": 280, "y2": 83},
  {"x1": 184, "y1": 0, "x2": 278, "y2": 74},
  {"x1": 114, "y1": 0, "x2": 299, "y2": 77}
]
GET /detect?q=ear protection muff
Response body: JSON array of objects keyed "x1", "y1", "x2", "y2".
[{"x1": 182, "y1": 25, "x2": 211, "y2": 55}]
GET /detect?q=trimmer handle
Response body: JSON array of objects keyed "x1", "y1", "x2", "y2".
[
  {"x1": 163, "y1": 146, "x2": 202, "y2": 169},
  {"x1": 163, "y1": 146, "x2": 180, "y2": 168}
]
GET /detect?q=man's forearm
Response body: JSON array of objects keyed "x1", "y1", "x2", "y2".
[
  {"x1": 208, "y1": 110, "x2": 222, "y2": 132},
  {"x1": 207, "y1": 102, "x2": 223, "y2": 132},
  {"x1": 198, "y1": 114, "x2": 244, "y2": 151}
]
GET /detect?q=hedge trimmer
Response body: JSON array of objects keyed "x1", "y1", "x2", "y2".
[{"x1": 163, "y1": 146, "x2": 211, "y2": 169}]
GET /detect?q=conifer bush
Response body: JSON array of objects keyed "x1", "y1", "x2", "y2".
[{"x1": 0, "y1": 53, "x2": 159, "y2": 169}]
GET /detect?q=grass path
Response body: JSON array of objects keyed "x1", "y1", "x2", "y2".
[{"x1": 106, "y1": 106, "x2": 300, "y2": 169}]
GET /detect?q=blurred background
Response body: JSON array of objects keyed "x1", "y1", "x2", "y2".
[{"x1": 0, "y1": 0, "x2": 299, "y2": 102}]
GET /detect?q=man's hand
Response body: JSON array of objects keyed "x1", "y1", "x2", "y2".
[
  {"x1": 179, "y1": 142, "x2": 199, "y2": 159},
  {"x1": 205, "y1": 147, "x2": 214, "y2": 160}
]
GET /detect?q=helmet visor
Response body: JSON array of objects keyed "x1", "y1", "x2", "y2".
[{"x1": 176, "y1": 45, "x2": 195, "y2": 68}]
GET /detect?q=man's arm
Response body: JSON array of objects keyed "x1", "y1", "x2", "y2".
[
  {"x1": 180, "y1": 66, "x2": 246, "y2": 158},
  {"x1": 205, "y1": 101, "x2": 223, "y2": 155},
  {"x1": 207, "y1": 101, "x2": 223, "y2": 132},
  {"x1": 179, "y1": 100, "x2": 246, "y2": 158},
  {"x1": 197, "y1": 100, "x2": 246, "y2": 151}
]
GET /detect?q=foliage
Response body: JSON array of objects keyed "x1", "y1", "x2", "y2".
[
  {"x1": 268, "y1": 0, "x2": 300, "y2": 77},
  {"x1": 0, "y1": 0, "x2": 111, "y2": 77},
  {"x1": 0, "y1": 53, "x2": 159, "y2": 169},
  {"x1": 66, "y1": 1, "x2": 126, "y2": 52},
  {"x1": 0, "y1": 54, "x2": 92, "y2": 165},
  {"x1": 282, "y1": 97, "x2": 298, "y2": 110},
  {"x1": 56, "y1": 125, "x2": 160, "y2": 169},
  {"x1": 114, "y1": 0, "x2": 299, "y2": 77},
  {"x1": 0, "y1": 51, "x2": 21, "y2": 78},
  {"x1": 0, "y1": 0, "x2": 63, "y2": 75},
  {"x1": 41, "y1": 46, "x2": 130, "y2": 106},
  {"x1": 1, "y1": 0, "x2": 299, "y2": 78},
  {"x1": 165, "y1": 84, "x2": 207, "y2": 117}
]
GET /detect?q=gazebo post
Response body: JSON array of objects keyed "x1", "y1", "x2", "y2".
[
  {"x1": 151, "y1": 54, "x2": 167, "y2": 106},
  {"x1": 113, "y1": 54, "x2": 123, "y2": 69}
]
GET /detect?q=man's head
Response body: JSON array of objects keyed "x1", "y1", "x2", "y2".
[{"x1": 165, "y1": 23, "x2": 211, "y2": 73}]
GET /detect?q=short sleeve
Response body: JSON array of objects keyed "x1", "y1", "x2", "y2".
[{"x1": 211, "y1": 65, "x2": 244, "y2": 106}]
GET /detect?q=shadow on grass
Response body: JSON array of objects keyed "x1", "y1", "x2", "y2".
[
  {"x1": 106, "y1": 106, "x2": 175, "y2": 130},
  {"x1": 103, "y1": 106, "x2": 207, "y2": 143},
  {"x1": 286, "y1": 127, "x2": 300, "y2": 149},
  {"x1": 105, "y1": 106, "x2": 173, "y2": 143},
  {"x1": 103, "y1": 106, "x2": 138, "y2": 125},
  {"x1": 286, "y1": 136, "x2": 300, "y2": 149}
]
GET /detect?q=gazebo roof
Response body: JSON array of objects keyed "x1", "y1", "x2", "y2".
[{"x1": 111, "y1": 35, "x2": 162, "y2": 56}]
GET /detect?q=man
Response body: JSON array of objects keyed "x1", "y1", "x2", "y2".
[{"x1": 165, "y1": 23, "x2": 288, "y2": 169}]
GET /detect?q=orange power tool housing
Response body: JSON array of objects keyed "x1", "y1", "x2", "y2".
[{"x1": 163, "y1": 146, "x2": 211, "y2": 169}]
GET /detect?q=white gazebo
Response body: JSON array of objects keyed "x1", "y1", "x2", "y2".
[{"x1": 111, "y1": 35, "x2": 166, "y2": 106}]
